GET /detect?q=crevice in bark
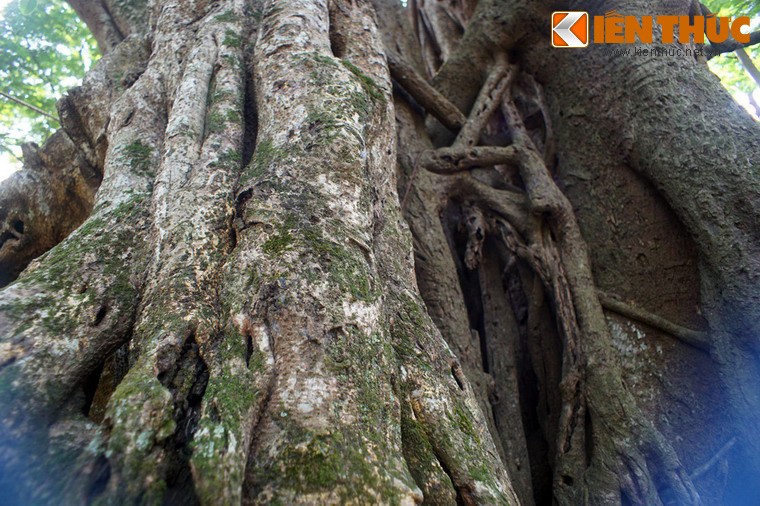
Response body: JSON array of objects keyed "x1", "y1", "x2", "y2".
[
  {"x1": 82, "y1": 361, "x2": 106, "y2": 418},
  {"x1": 442, "y1": 200, "x2": 484, "y2": 346},
  {"x1": 229, "y1": 15, "x2": 259, "y2": 244},
  {"x1": 86, "y1": 455, "x2": 112, "y2": 505},
  {"x1": 245, "y1": 333, "x2": 254, "y2": 368},
  {"x1": 327, "y1": 0, "x2": 347, "y2": 58},
  {"x1": 202, "y1": 64, "x2": 222, "y2": 145},
  {"x1": 93, "y1": 305, "x2": 109, "y2": 326},
  {"x1": 234, "y1": 188, "x2": 253, "y2": 227},
  {"x1": 430, "y1": 445, "x2": 471, "y2": 506},
  {"x1": 228, "y1": 225, "x2": 238, "y2": 250},
  {"x1": 241, "y1": 56, "x2": 258, "y2": 170},
  {"x1": 398, "y1": 398, "x2": 458, "y2": 504},
  {"x1": 158, "y1": 331, "x2": 209, "y2": 506},
  {"x1": 241, "y1": 347, "x2": 277, "y2": 501},
  {"x1": 451, "y1": 362, "x2": 465, "y2": 391},
  {"x1": 583, "y1": 404, "x2": 593, "y2": 464},
  {"x1": 87, "y1": 341, "x2": 132, "y2": 423}
]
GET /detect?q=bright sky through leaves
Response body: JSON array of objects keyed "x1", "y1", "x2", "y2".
[
  {"x1": 0, "y1": 0, "x2": 98, "y2": 182},
  {"x1": 0, "y1": 0, "x2": 17, "y2": 183},
  {"x1": 0, "y1": 0, "x2": 758, "y2": 184}
]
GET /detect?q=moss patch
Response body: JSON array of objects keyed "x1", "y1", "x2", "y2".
[
  {"x1": 300, "y1": 228, "x2": 376, "y2": 301},
  {"x1": 191, "y1": 328, "x2": 260, "y2": 489},
  {"x1": 222, "y1": 29, "x2": 242, "y2": 48},
  {"x1": 123, "y1": 141, "x2": 154, "y2": 176},
  {"x1": 6, "y1": 195, "x2": 146, "y2": 337},
  {"x1": 215, "y1": 10, "x2": 237, "y2": 23},
  {"x1": 243, "y1": 139, "x2": 295, "y2": 183},
  {"x1": 341, "y1": 60, "x2": 384, "y2": 103}
]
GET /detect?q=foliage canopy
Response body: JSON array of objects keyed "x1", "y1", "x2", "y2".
[
  {"x1": 0, "y1": 0, "x2": 97, "y2": 161},
  {"x1": 0, "y1": 0, "x2": 758, "y2": 167}
]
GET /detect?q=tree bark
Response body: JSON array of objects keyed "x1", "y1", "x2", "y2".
[{"x1": 1, "y1": 0, "x2": 759, "y2": 504}]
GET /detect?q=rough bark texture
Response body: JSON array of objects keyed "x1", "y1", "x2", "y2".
[{"x1": 1, "y1": 0, "x2": 759, "y2": 504}]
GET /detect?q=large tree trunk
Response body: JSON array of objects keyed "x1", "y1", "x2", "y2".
[{"x1": 1, "y1": 0, "x2": 759, "y2": 505}]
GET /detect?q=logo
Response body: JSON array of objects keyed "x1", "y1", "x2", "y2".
[
  {"x1": 551, "y1": 10, "x2": 751, "y2": 48},
  {"x1": 552, "y1": 12, "x2": 589, "y2": 48}
]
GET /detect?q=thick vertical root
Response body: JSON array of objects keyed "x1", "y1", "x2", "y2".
[
  {"x1": 236, "y1": 1, "x2": 519, "y2": 502},
  {"x1": 0, "y1": 34, "x2": 164, "y2": 506},
  {"x1": 100, "y1": 3, "x2": 252, "y2": 501},
  {"x1": 238, "y1": 0, "x2": 451, "y2": 502}
]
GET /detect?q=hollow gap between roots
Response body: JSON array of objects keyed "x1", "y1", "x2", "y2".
[
  {"x1": 82, "y1": 362, "x2": 106, "y2": 419},
  {"x1": 159, "y1": 331, "x2": 209, "y2": 505},
  {"x1": 85, "y1": 342, "x2": 132, "y2": 423},
  {"x1": 503, "y1": 257, "x2": 556, "y2": 505},
  {"x1": 447, "y1": 201, "x2": 560, "y2": 503},
  {"x1": 443, "y1": 201, "x2": 489, "y2": 372}
]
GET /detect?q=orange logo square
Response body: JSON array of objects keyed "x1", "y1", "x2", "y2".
[{"x1": 552, "y1": 11, "x2": 589, "y2": 48}]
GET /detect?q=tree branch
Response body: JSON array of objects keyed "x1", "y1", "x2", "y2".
[
  {"x1": 66, "y1": 0, "x2": 124, "y2": 54},
  {"x1": 705, "y1": 31, "x2": 760, "y2": 60},
  {"x1": 700, "y1": 3, "x2": 760, "y2": 59},
  {"x1": 735, "y1": 47, "x2": 760, "y2": 88},
  {"x1": 0, "y1": 91, "x2": 59, "y2": 123},
  {"x1": 452, "y1": 55, "x2": 514, "y2": 149}
]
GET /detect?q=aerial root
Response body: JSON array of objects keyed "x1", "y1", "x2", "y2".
[
  {"x1": 689, "y1": 437, "x2": 736, "y2": 480},
  {"x1": 390, "y1": 49, "x2": 703, "y2": 505},
  {"x1": 387, "y1": 52, "x2": 466, "y2": 132},
  {"x1": 451, "y1": 55, "x2": 514, "y2": 149},
  {"x1": 419, "y1": 145, "x2": 520, "y2": 174},
  {"x1": 597, "y1": 291, "x2": 710, "y2": 352}
]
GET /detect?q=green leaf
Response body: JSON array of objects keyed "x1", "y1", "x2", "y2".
[
  {"x1": 18, "y1": 0, "x2": 37, "y2": 15},
  {"x1": 0, "y1": 0, "x2": 99, "y2": 158}
]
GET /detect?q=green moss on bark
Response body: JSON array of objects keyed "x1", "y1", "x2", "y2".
[
  {"x1": 223, "y1": 30, "x2": 242, "y2": 48},
  {"x1": 104, "y1": 368, "x2": 174, "y2": 504},
  {"x1": 341, "y1": 60, "x2": 384, "y2": 103},
  {"x1": 191, "y1": 327, "x2": 262, "y2": 504},
  {"x1": 122, "y1": 141, "x2": 154, "y2": 177}
]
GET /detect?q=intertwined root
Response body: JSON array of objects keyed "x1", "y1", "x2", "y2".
[{"x1": 392, "y1": 51, "x2": 702, "y2": 504}]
